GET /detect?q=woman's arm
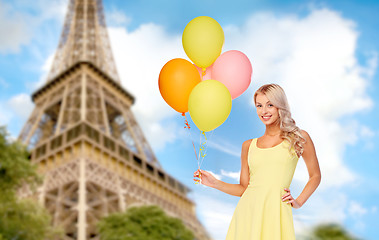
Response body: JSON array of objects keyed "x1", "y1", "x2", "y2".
[
  {"x1": 212, "y1": 139, "x2": 251, "y2": 197},
  {"x1": 295, "y1": 130, "x2": 321, "y2": 207}
]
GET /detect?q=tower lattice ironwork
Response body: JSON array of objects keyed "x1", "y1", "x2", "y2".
[{"x1": 18, "y1": 0, "x2": 212, "y2": 239}]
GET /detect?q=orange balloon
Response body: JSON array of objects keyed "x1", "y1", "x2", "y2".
[{"x1": 159, "y1": 58, "x2": 201, "y2": 113}]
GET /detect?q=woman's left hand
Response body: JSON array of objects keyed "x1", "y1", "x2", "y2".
[{"x1": 281, "y1": 188, "x2": 302, "y2": 209}]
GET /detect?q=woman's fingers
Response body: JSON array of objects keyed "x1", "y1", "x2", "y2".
[
  {"x1": 193, "y1": 171, "x2": 202, "y2": 178},
  {"x1": 194, "y1": 169, "x2": 210, "y2": 180},
  {"x1": 193, "y1": 175, "x2": 201, "y2": 181},
  {"x1": 281, "y1": 193, "x2": 290, "y2": 199},
  {"x1": 194, "y1": 169, "x2": 206, "y2": 176},
  {"x1": 282, "y1": 194, "x2": 293, "y2": 202}
]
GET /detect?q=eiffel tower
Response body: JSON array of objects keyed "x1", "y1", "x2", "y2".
[{"x1": 18, "y1": 0, "x2": 211, "y2": 239}]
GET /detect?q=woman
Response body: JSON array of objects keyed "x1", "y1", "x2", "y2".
[{"x1": 193, "y1": 83, "x2": 321, "y2": 239}]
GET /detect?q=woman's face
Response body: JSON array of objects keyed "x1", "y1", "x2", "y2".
[{"x1": 255, "y1": 93, "x2": 280, "y2": 126}]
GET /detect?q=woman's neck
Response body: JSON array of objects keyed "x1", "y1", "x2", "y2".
[{"x1": 264, "y1": 123, "x2": 281, "y2": 136}]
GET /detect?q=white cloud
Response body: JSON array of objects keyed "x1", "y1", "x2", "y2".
[
  {"x1": 30, "y1": 52, "x2": 55, "y2": 90},
  {"x1": 0, "y1": 0, "x2": 67, "y2": 54},
  {"x1": 371, "y1": 206, "x2": 377, "y2": 213},
  {"x1": 7, "y1": 93, "x2": 34, "y2": 121},
  {"x1": 207, "y1": 170, "x2": 222, "y2": 181},
  {"x1": 0, "y1": 77, "x2": 9, "y2": 88},
  {"x1": 348, "y1": 200, "x2": 368, "y2": 231},
  {"x1": 35, "y1": 0, "x2": 67, "y2": 22},
  {"x1": 358, "y1": 125, "x2": 376, "y2": 150},
  {"x1": 0, "y1": 93, "x2": 34, "y2": 130},
  {"x1": 294, "y1": 189, "x2": 348, "y2": 228},
  {"x1": 207, "y1": 137, "x2": 241, "y2": 157},
  {"x1": 220, "y1": 169, "x2": 240, "y2": 182},
  {"x1": 360, "y1": 125, "x2": 375, "y2": 138},
  {"x1": 108, "y1": 24, "x2": 187, "y2": 151},
  {"x1": 349, "y1": 200, "x2": 368, "y2": 217},
  {"x1": 140, "y1": 119, "x2": 181, "y2": 150},
  {"x1": 0, "y1": 102, "x2": 12, "y2": 125},
  {"x1": 193, "y1": 192, "x2": 237, "y2": 240},
  {"x1": 107, "y1": 9, "x2": 132, "y2": 26},
  {"x1": 0, "y1": 1, "x2": 32, "y2": 53}
]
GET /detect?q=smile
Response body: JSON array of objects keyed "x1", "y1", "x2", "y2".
[{"x1": 262, "y1": 115, "x2": 271, "y2": 120}]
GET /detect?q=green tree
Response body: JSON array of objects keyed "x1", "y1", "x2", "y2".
[
  {"x1": 0, "y1": 127, "x2": 41, "y2": 197},
  {"x1": 0, "y1": 126, "x2": 61, "y2": 240},
  {"x1": 98, "y1": 204, "x2": 195, "y2": 240},
  {"x1": 310, "y1": 223, "x2": 362, "y2": 240}
]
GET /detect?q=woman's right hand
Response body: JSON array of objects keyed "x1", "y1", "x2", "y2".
[{"x1": 193, "y1": 169, "x2": 218, "y2": 188}]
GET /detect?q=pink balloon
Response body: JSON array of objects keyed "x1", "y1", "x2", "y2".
[
  {"x1": 194, "y1": 64, "x2": 213, "y2": 81},
  {"x1": 212, "y1": 50, "x2": 253, "y2": 99}
]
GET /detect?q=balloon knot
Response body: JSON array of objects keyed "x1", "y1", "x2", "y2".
[{"x1": 202, "y1": 67, "x2": 206, "y2": 76}]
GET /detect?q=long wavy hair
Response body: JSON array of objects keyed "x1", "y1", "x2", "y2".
[{"x1": 253, "y1": 83, "x2": 306, "y2": 157}]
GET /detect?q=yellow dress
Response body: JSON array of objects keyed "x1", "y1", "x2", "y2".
[{"x1": 225, "y1": 138, "x2": 299, "y2": 240}]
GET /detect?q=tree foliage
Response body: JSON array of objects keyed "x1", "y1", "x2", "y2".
[
  {"x1": 0, "y1": 126, "x2": 61, "y2": 240},
  {"x1": 97, "y1": 204, "x2": 195, "y2": 240},
  {"x1": 310, "y1": 223, "x2": 362, "y2": 240},
  {"x1": 0, "y1": 126, "x2": 41, "y2": 197}
]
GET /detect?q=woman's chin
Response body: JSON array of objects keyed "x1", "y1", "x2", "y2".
[{"x1": 261, "y1": 119, "x2": 278, "y2": 126}]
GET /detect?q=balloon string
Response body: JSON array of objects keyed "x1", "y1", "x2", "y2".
[
  {"x1": 198, "y1": 129, "x2": 215, "y2": 170},
  {"x1": 198, "y1": 131, "x2": 207, "y2": 165},
  {"x1": 182, "y1": 112, "x2": 198, "y2": 161},
  {"x1": 198, "y1": 131, "x2": 203, "y2": 163},
  {"x1": 195, "y1": 130, "x2": 204, "y2": 185},
  {"x1": 181, "y1": 112, "x2": 202, "y2": 184},
  {"x1": 181, "y1": 113, "x2": 214, "y2": 185}
]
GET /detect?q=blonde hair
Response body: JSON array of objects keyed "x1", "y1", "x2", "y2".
[{"x1": 253, "y1": 83, "x2": 306, "y2": 157}]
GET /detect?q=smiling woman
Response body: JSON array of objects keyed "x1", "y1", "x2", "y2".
[
  {"x1": 194, "y1": 83, "x2": 322, "y2": 240},
  {"x1": 254, "y1": 84, "x2": 306, "y2": 158}
]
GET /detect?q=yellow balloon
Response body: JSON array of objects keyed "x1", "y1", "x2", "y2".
[
  {"x1": 182, "y1": 16, "x2": 224, "y2": 69},
  {"x1": 188, "y1": 80, "x2": 232, "y2": 132}
]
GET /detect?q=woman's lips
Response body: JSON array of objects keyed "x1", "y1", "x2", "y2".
[{"x1": 262, "y1": 115, "x2": 271, "y2": 121}]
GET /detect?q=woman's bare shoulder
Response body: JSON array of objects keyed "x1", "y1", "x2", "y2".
[
  {"x1": 299, "y1": 129, "x2": 311, "y2": 140},
  {"x1": 243, "y1": 138, "x2": 255, "y2": 144},
  {"x1": 242, "y1": 138, "x2": 254, "y2": 149},
  {"x1": 300, "y1": 129, "x2": 308, "y2": 136}
]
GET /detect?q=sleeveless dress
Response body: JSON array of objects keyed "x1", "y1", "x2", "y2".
[{"x1": 225, "y1": 138, "x2": 299, "y2": 240}]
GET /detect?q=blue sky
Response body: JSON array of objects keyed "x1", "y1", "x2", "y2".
[{"x1": 0, "y1": 0, "x2": 378, "y2": 239}]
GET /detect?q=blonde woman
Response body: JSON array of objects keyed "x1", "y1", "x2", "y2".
[{"x1": 193, "y1": 83, "x2": 321, "y2": 239}]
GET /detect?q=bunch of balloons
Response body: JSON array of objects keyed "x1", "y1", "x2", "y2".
[{"x1": 158, "y1": 16, "x2": 253, "y2": 181}]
